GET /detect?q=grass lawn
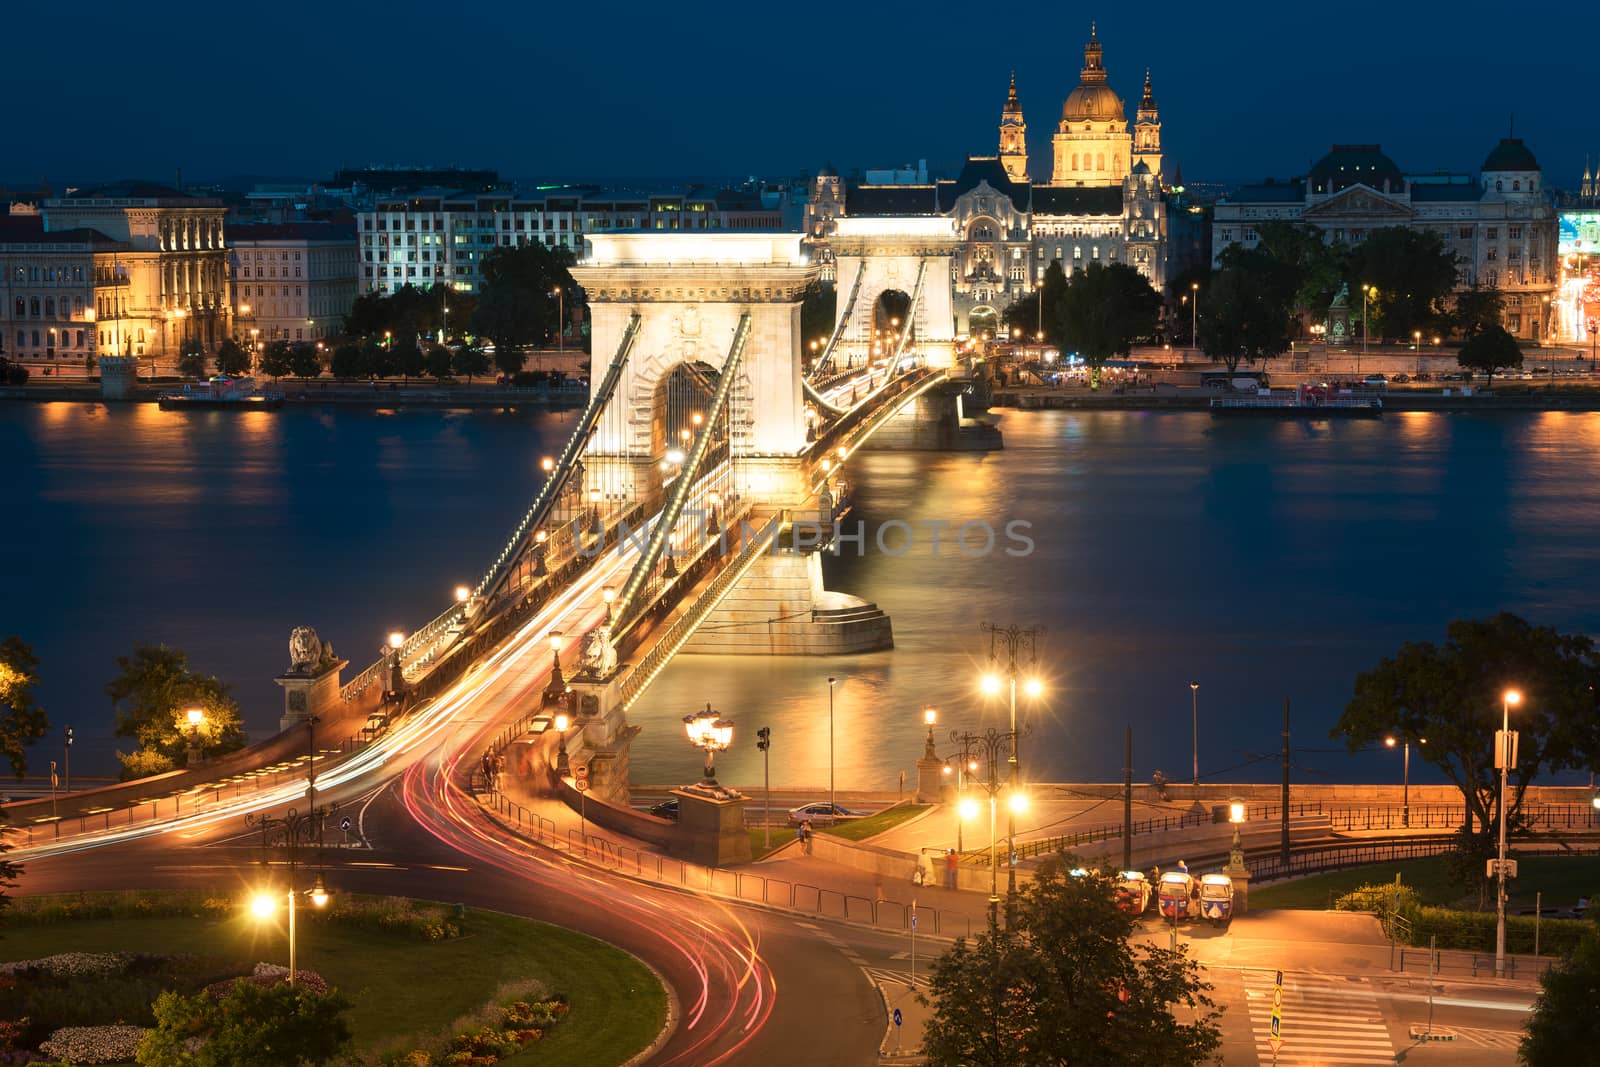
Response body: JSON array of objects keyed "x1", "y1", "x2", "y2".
[
  {"x1": 749, "y1": 826, "x2": 797, "y2": 859},
  {"x1": 822, "y1": 803, "x2": 929, "y2": 842},
  {"x1": 1251, "y1": 855, "x2": 1600, "y2": 912},
  {"x1": 0, "y1": 906, "x2": 666, "y2": 1066}
]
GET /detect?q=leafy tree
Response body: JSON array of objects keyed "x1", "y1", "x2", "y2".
[
  {"x1": 393, "y1": 335, "x2": 425, "y2": 382},
  {"x1": 471, "y1": 243, "x2": 580, "y2": 356},
  {"x1": 138, "y1": 980, "x2": 353, "y2": 1067},
  {"x1": 344, "y1": 282, "x2": 461, "y2": 342},
  {"x1": 1333, "y1": 614, "x2": 1600, "y2": 848},
  {"x1": 287, "y1": 343, "x2": 322, "y2": 381},
  {"x1": 1520, "y1": 931, "x2": 1600, "y2": 1065},
  {"x1": 258, "y1": 340, "x2": 293, "y2": 380},
  {"x1": 329, "y1": 343, "x2": 367, "y2": 380},
  {"x1": 1056, "y1": 262, "x2": 1160, "y2": 386},
  {"x1": 1453, "y1": 283, "x2": 1508, "y2": 341},
  {"x1": 425, "y1": 344, "x2": 453, "y2": 380},
  {"x1": 106, "y1": 644, "x2": 246, "y2": 779},
  {"x1": 215, "y1": 338, "x2": 251, "y2": 377},
  {"x1": 0, "y1": 637, "x2": 48, "y2": 778},
  {"x1": 178, "y1": 338, "x2": 208, "y2": 380},
  {"x1": 472, "y1": 285, "x2": 543, "y2": 363},
  {"x1": 1345, "y1": 226, "x2": 1458, "y2": 341},
  {"x1": 921, "y1": 858, "x2": 1221, "y2": 1066},
  {"x1": 451, "y1": 343, "x2": 491, "y2": 384},
  {"x1": 1199, "y1": 247, "x2": 1298, "y2": 372},
  {"x1": 1252, "y1": 220, "x2": 1349, "y2": 328},
  {"x1": 1458, "y1": 325, "x2": 1524, "y2": 390},
  {"x1": 1001, "y1": 289, "x2": 1045, "y2": 343},
  {"x1": 368, "y1": 339, "x2": 398, "y2": 380},
  {"x1": 799, "y1": 279, "x2": 837, "y2": 354}
]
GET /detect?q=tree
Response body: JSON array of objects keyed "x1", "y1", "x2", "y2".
[
  {"x1": 287, "y1": 343, "x2": 322, "y2": 381},
  {"x1": 471, "y1": 243, "x2": 581, "y2": 358},
  {"x1": 1056, "y1": 262, "x2": 1160, "y2": 386},
  {"x1": 921, "y1": 858, "x2": 1221, "y2": 1066},
  {"x1": 1453, "y1": 283, "x2": 1508, "y2": 341},
  {"x1": 0, "y1": 637, "x2": 49, "y2": 778},
  {"x1": 1199, "y1": 247, "x2": 1298, "y2": 372},
  {"x1": 1332, "y1": 614, "x2": 1600, "y2": 848},
  {"x1": 472, "y1": 284, "x2": 543, "y2": 364},
  {"x1": 106, "y1": 644, "x2": 246, "y2": 779},
  {"x1": 367, "y1": 339, "x2": 398, "y2": 380},
  {"x1": 258, "y1": 340, "x2": 293, "y2": 380},
  {"x1": 1345, "y1": 226, "x2": 1459, "y2": 341},
  {"x1": 1458, "y1": 325, "x2": 1524, "y2": 390},
  {"x1": 178, "y1": 338, "x2": 208, "y2": 380},
  {"x1": 1520, "y1": 931, "x2": 1600, "y2": 1065},
  {"x1": 425, "y1": 344, "x2": 453, "y2": 380},
  {"x1": 138, "y1": 981, "x2": 352, "y2": 1067},
  {"x1": 393, "y1": 335, "x2": 425, "y2": 382},
  {"x1": 451, "y1": 343, "x2": 491, "y2": 384},
  {"x1": 1252, "y1": 220, "x2": 1349, "y2": 328},
  {"x1": 329, "y1": 343, "x2": 367, "y2": 380},
  {"x1": 215, "y1": 338, "x2": 251, "y2": 377}
]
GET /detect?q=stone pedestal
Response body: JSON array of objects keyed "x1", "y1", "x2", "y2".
[
  {"x1": 671, "y1": 784, "x2": 752, "y2": 867},
  {"x1": 1223, "y1": 836, "x2": 1252, "y2": 915},
  {"x1": 99, "y1": 356, "x2": 138, "y2": 400},
  {"x1": 565, "y1": 667, "x2": 637, "y2": 806},
  {"x1": 915, "y1": 756, "x2": 945, "y2": 804},
  {"x1": 274, "y1": 660, "x2": 348, "y2": 734}
]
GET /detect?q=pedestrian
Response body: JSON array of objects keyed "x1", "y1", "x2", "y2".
[
  {"x1": 1177, "y1": 858, "x2": 1189, "y2": 874},
  {"x1": 800, "y1": 819, "x2": 813, "y2": 854},
  {"x1": 944, "y1": 848, "x2": 959, "y2": 890}
]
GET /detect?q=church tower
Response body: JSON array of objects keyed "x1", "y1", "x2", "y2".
[
  {"x1": 998, "y1": 72, "x2": 1029, "y2": 182},
  {"x1": 1051, "y1": 23, "x2": 1130, "y2": 187},
  {"x1": 1133, "y1": 68, "x2": 1162, "y2": 181}
]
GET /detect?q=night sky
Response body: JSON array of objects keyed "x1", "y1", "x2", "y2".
[{"x1": 10, "y1": 0, "x2": 1595, "y2": 190}]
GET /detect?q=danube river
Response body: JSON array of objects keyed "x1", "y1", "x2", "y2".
[{"x1": 8, "y1": 402, "x2": 1600, "y2": 789}]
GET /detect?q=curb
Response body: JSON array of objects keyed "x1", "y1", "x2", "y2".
[
  {"x1": 871, "y1": 976, "x2": 925, "y2": 1064},
  {"x1": 621, "y1": 957, "x2": 681, "y2": 1067}
]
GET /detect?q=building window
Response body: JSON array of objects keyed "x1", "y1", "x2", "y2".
[
  {"x1": 1488, "y1": 227, "x2": 1499, "y2": 239},
  {"x1": 1074, "y1": 245, "x2": 1083, "y2": 260},
  {"x1": 1459, "y1": 226, "x2": 1473, "y2": 239},
  {"x1": 1509, "y1": 225, "x2": 1523, "y2": 239}
]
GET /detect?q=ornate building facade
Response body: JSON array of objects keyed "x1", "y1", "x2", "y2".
[
  {"x1": 1213, "y1": 141, "x2": 1559, "y2": 341},
  {"x1": 811, "y1": 26, "x2": 1172, "y2": 335}
]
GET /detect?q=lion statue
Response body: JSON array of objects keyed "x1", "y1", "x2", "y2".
[
  {"x1": 578, "y1": 628, "x2": 618, "y2": 679},
  {"x1": 289, "y1": 627, "x2": 325, "y2": 673}
]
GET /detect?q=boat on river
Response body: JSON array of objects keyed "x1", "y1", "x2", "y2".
[
  {"x1": 1210, "y1": 383, "x2": 1381, "y2": 416},
  {"x1": 158, "y1": 376, "x2": 284, "y2": 410}
]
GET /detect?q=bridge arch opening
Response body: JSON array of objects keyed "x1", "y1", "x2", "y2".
[
  {"x1": 968, "y1": 306, "x2": 999, "y2": 339},
  {"x1": 872, "y1": 289, "x2": 912, "y2": 356},
  {"x1": 651, "y1": 361, "x2": 720, "y2": 465}
]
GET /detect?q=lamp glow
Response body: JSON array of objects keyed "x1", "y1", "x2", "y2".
[
  {"x1": 185, "y1": 707, "x2": 205, "y2": 727},
  {"x1": 1023, "y1": 677, "x2": 1044, "y2": 699},
  {"x1": 923, "y1": 706, "x2": 938, "y2": 726},
  {"x1": 309, "y1": 878, "x2": 329, "y2": 909},
  {"x1": 249, "y1": 892, "x2": 276, "y2": 920},
  {"x1": 958, "y1": 797, "x2": 980, "y2": 820},
  {"x1": 1504, "y1": 689, "x2": 1523, "y2": 707},
  {"x1": 980, "y1": 673, "x2": 1003, "y2": 696},
  {"x1": 1008, "y1": 792, "x2": 1029, "y2": 815},
  {"x1": 554, "y1": 711, "x2": 570, "y2": 732},
  {"x1": 454, "y1": 585, "x2": 470, "y2": 603},
  {"x1": 1229, "y1": 800, "x2": 1246, "y2": 824},
  {"x1": 388, "y1": 631, "x2": 404, "y2": 649}
]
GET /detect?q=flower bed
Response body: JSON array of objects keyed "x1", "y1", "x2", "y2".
[
  {"x1": 39, "y1": 1025, "x2": 148, "y2": 1064},
  {"x1": 380, "y1": 994, "x2": 571, "y2": 1066}
]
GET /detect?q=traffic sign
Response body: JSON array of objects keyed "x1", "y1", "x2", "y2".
[
  {"x1": 1487, "y1": 858, "x2": 1519, "y2": 879},
  {"x1": 340, "y1": 816, "x2": 352, "y2": 833},
  {"x1": 1269, "y1": 969, "x2": 1284, "y2": 1055},
  {"x1": 911, "y1": 911, "x2": 918, "y2": 931},
  {"x1": 574, "y1": 764, "x2": 589, "y2": 780},
  {"x1": 892, "y1": 1008, "x2": 902, "y2": 1028},
  {"x1": 575, "y1": 778, "x2": 589, "y2": 793}
]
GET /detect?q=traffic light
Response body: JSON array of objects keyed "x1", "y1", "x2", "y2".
[{"x1": 756, "y1": 727, "x2": 771, "y2": 752}]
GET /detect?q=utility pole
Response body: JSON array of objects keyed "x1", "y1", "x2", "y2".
[
  {"x1": 1123, "y1": 725, "x2": 1133, "y2": 871},
  {"x1": 1281, "y1": 699, "x2": 1291, "y2": 868},
  {"x1": 757, "y1": 727, "x2": 772, "y2": 850}
]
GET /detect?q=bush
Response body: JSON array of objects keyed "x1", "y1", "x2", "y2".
[
  {"x1": 1408, "y1": 906, "x2": 1593, "y2": 954},
  {"x1": 6, "y1": 891, "x2": 461, "y2": 941},
  {"x1": 4, "y1": 362, "x2": 27, "y2": 385},
  {"x1": 1332, "y1": 881, "x2": 1421, "y2": 918},
  {"x1": 509, "y1": 370, "x2": 561, "y2": 388}
]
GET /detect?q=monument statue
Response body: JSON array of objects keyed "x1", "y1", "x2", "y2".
[
  {"x1": 579, "y1": 627, "x2": 618, "y2": 679},
  {"x1": 288, "y1": 626, "x2": 335, "y2": 674}
]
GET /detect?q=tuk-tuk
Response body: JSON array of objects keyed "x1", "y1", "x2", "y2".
[
  {"x1": 1199, "y1": 873, "x2": 1234, "y2": 926},
  {"x1": 1157, "y1": 871, "x2": 1193, "y2": 920},
  {"x1": 1115, "y1": 870, "x2": 1152, "y2": 915}
]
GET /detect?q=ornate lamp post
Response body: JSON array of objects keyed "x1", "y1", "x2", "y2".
[
  {"x1": 954, "y1": 727, "x2": 1026, "y2": 927},
  {"x1": 185, "y1": 707, "x2": 206, "y2": 768},
  {"x1": 683, "y1": 704, "x2": 734, "y2": 784},
  {"x1": 979, "y1": 623, "x2": 1044, "y2": 898},
  {"x1": 922, "y1": 705, "x2": 938, "y2": 758},
  {"x1": 249, "y1": 876, "x2": 330, "y2": 987},
  {"x1": 383, "y1": 631, "x2": 405, "y2": 701},
  {"x1": 553, "y1": 710, "x2": 571, "y2": 776}
]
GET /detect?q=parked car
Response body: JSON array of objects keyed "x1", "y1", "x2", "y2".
[
  {"x1": 1362, "y1": 374, "x2": 1388, "y2": 387},
  {"x1": 788, "y1": 801, "x2": 863, "y2": 827},
  {"x1": 1391, "y1": 373, "x2": 1410, "y2": 383},
  {"x1": 1414, "y1": 372, "x2": 1432, "y2": 381},
  {"x1": 648, "y1": 799, "x2": 680, "y2": 821}
]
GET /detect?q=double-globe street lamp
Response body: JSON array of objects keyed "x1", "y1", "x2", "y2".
[
  {"x1": 250, "y1": 876, "x2": 330, "y2": 987},
  {"x1": 954, "y1": 727, "x2": 1028, "y2": 927},
  {"x1": 684, "y1": 704, "x2": 734, "y2": 785},
  {"x1": 979, "y1": 623, "x2": 1045, "y2": 899}
]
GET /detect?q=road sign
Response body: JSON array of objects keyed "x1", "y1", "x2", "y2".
[
  {"x1": 1487, "y1": 858, "x2": 1519, "y2": 878},
  {"x1": 911, "y1": 910, "x2": 918, "y2": 931},
  {"x1": 575, "y1": 778, "x2": 589, "y2": 793},
  {"x1": 1268, "y1": 969, "x2": 1284, "y2": 1056},
  {"x1": 340, "y1": 816, "x2": 352, "y2": 833},
  {"x1": 892, "y1": 1008, "x2": 902, "y2": 1028},
  {"x1": 574, "y1": 764, "x2": 589, "y2": 781}
]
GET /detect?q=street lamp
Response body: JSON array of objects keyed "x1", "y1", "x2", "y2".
[
  {"x1": 249, "y1": 877, "x2": 331, "y2": 987},
  {"x1": 955, "y1": 727, "x2": 1026, "y2": 926},
  {"x1": 1362, "y1": 285, "x2": 1378, "y2": 372},
  {"x1": 1495, "y1": 687, "x2": 1522, "y2": 978},
  {"x1": 601, "y1": 586, "x2": 616, "y2": 625},
  {"x1": 827, "y1": 676, "x2": 837, "y2": 817},
  {"x1": 922, "y1": 705, "x2": 938, "y2": 757},
  {"x1": 551, "y1": 287, "x2": 564, "y2": 355},
  {"x1": 979, "y1": 622, "x2": 1045, "y2": 900},
  {"x1": 1190, "y1": 282, "x2": 1200, "y2": 356},
  {"x1": 682, "y1": 703, "x2": 733, "y2": 783},
  {"x1": 1189, "y1": 682, "x2": 1200, "y2": 787},
  {"x1": 384, "y1": 631, "x2": 405, "y2": 700},
  {"x1": 185, "y1": 707, "x2": 205, "y2": 768},
  {"x1": 1589, "y1": 322, "x2": 1598, "y2": 373},
  {"x1": 553, "y1": 710, "x2": 571, "y2": 776},
  {"x1": 1384, "y1": 735, "x2": 1424, "y2": 827}
]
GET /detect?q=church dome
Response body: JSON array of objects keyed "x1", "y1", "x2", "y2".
[
  {"x1": 1061, "y1": 23, "x2": 1125, "y2": 124},
  {"x1": 1482, "y1": 138, "x2": 1539, "y2": 173},
  {"x1": 1062, "y1": 83, "x2": 1125, "y2": 123}
]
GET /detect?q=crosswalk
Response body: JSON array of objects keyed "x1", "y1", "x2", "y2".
[
  {"x1": 864, "y1": 967, "x2": 931, "y2": 991},
  {"x1": 1450, "y1": 1026, "x2": 1521, "y2": 1049},
  {"x1": 1241, "y1": 969, "x2": 1394, "y2": 1065}
]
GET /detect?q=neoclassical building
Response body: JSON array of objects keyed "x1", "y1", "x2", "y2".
[
  {"x1": 810, "y1": 26, "x2": 1172, "y2": 335},
  {"x1": 1213, "y1": 141, "x2": 1559, "y2": 341}
]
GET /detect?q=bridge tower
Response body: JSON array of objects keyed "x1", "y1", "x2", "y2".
[{"x1": 828, "y1": 216, "x2": 961, "y2": 371}]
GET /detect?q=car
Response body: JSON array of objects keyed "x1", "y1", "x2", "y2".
[
  {"x1": 788, "y1": 801, "x2": 863, "y2": 827},
  {"x1": 1362, "y1": 374, "x2": 1388, "y2": 387},
  {"x1": 1391, "y1": 373, "x2": 1410, "y2": 383},
  {"x1": 1414, "y1": 372, "x2": 1432, "y2": 381},
  {"x1": 648, "y1": 799, "x2": 679, "y2": 821}
]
